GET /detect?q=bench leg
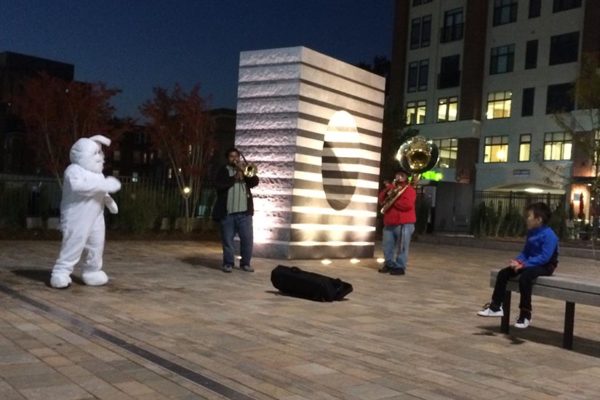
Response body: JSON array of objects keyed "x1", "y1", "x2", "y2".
[
  {"x1": 563, "y1": 302, "x2": 575, "y2": 350},
  {"x1": 501, "y1": 290, "x2": 511, "y2": 334}
]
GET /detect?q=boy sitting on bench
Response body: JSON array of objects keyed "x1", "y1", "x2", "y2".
[{"x1": 477, "y1": 202, "x2": 559, "y2": 328}]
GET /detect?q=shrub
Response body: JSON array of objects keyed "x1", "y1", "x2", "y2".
[
  {"x1": 0, "y1": 183, "x2": 28, "y2": 228},
  {"x1": 498, "y1": 207, "x2": 525, "y2": 237},
  {"x1": 112, "y1": 186, "x2": 160, "y2": 233}
]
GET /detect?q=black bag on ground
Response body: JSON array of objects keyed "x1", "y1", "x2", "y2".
[{"x1": 270, "y1": 265, "x2": 353, "y2": 302}]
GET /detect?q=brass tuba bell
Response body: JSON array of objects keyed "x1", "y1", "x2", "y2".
[
  {"x1": 395, "y1": 136, "x2": 439, "y2": 174},
  {"x1": 380, "y1": 136, "x2": 439, "y2": 214}
]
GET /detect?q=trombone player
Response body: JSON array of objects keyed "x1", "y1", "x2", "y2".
[
  {"x1": 378, "y1": 169, "x2": 416, "y2": 276},
  {"x1": 212, "y1": 147, "x2": 259, "y2": 273}
]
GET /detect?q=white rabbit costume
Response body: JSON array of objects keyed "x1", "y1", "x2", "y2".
[{"x1": 50, "y1": 135, "x2": 121, "y2": 289}]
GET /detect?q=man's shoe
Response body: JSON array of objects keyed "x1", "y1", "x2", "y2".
[
  {"x1": 477, "y1": 303, "x2": 503, "y2": 317},
  {"x1": 222, "y1": 265, "x2": 233, "y2": 273},
  {"x1": 515, "y1": 312, "x2": 532, "y2": 328},
  {"x1": 240, "y1": 265, "x2": 254, "y2": 272},
  {"x1": 378, "y1": 265, "x2": 392, "y2": 273},
  {"x1": 389, "y1": 268, "x2": 405, "y2": 275}
]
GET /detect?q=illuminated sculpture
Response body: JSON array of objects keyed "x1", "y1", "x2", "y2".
[
  {"x1": 50, "y1": 135, "x2": 121, "y2": 288},
  {"x1": 235, "y1": 47, "x2": 385, "y2": 259}
]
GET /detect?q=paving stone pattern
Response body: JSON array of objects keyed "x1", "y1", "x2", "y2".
[{"x1": 0, "y1": 240, "x2": 599, "y2": 399}]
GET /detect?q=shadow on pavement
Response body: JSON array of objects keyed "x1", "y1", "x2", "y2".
[
  {"x1": 179, "y1": 256, "x2": 222, "y2": 270},
  {"x1": 11, "y1": 268, "x2": 86, "y2": 287},
  {"x1": 476, "y1": 325, "x2": 600, "y2": 358}
]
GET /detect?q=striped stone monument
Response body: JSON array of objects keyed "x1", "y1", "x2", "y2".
[{"x1": 235, "y1": 46, "x2": 385, "y2": 259}]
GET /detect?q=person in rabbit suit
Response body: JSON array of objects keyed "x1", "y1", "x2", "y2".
[{"x1": 50, "y1": 135, "x2": 121, "y2": 289}]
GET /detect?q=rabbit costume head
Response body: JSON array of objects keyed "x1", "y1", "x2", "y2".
[{"x1": 69, "y1": 135, "x2": 111, "y2": 174}]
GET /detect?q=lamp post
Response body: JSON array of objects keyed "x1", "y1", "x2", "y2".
[{"x1": 182, "y1": 186, "x2": 192, "y2": 232}]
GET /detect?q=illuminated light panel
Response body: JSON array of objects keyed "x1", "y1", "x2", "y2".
[
  {"x1": 297, "y1": 118, "x2": 383, "y2": 144},
  {"x1": 524, "y1": 187, "x2": 544, "y2": 193},
  {"x1": 293, "y1": 171, "x2": 378, "y2": 189},
  {"x1": 377, "y1": 258, "x2": 385, "y2": 263},
  {"x1": 292, "y1": 189, "x2": 378, "y2": 203},
  {"x1": 291, "y1": 224, "x2": 375, "y2": 232},
  {"x1": 290, "y1": 241, "x2": 374, "y2": 247},
  {"x1": 350, "y1": 258, "x2": 360, "y2": 264},
  {"x1": 321, "y1": 259, "x2": 332, "y2": 265},
  {"x1": 296, "y1": 137, "x2": 379, "y2": 158},
  {"x1": 291, "y1": 206, "x2": 376, "y2": 217}
]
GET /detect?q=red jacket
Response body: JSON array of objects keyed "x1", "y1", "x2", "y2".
[{"x1": 378, "y1": 183, "x2": 417, "y2": 226}]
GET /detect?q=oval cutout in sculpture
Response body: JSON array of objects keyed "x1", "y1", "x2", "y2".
[{"x1": 321, "y1": 110, "x2": 361, "y2": 210}]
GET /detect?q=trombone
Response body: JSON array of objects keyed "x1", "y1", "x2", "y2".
[{"x1": 235, "y1": 151, "x2": 258, "y2": 178}]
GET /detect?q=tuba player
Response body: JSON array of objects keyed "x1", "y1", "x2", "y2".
[{"x1": 378, "y1": 170, "x2": 416, "y2": 276}]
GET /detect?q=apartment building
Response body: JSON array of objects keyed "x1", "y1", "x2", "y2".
[
  {"x1": 387, "y1": 0, "x2": 599, "y2": 231},
  {"x1": 0, "y1": 52, "x2": 74, "y2": 174}
]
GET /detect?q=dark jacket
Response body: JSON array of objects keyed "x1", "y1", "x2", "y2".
[{"x1": 211, "y1": 165, "x2": 259, "y2": 221}]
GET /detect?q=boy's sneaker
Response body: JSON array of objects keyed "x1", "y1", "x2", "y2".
[
  {"x1": 515, "y1": 312, "x2": 532, "y2": 329},
  {"x1": 477, "y1": 303, "x2": 503, "y2": 317},
  {"x1": 389, "y1": 268, "x2": 405, "y2": 275},
  {"x1": 240, "y1": 265, "x2": 254, "y2": 272},
  {"x1": 222, "y1": 265, "x2": 233, "y2": 273}
]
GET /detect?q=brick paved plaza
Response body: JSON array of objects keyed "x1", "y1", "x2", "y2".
[{"x1": 0, "y1": 239, "x2": 599, "y2": 400}]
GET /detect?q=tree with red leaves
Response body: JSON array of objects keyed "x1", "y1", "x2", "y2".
[
  {"x1": 13, "y1": 72, "x2": 122, "y2": 185},
  {"x1": 140, "y1": 84, "x2": 216, "y2": 232}
]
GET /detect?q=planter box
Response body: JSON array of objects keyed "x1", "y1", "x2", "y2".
[
  {"x1": 159, "y1": 217, "x2": 171, "y2": 231},
  {"x1": 46, "y1": 217, "x2": 60, "y2": 230},
  {"x1": 26, "y1": 217, "x2": 43, "y2": 229}
]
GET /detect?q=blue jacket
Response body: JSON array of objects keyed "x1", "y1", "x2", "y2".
[{"x1": 515, "y1": 225, "x2": 559, "y2": 268}]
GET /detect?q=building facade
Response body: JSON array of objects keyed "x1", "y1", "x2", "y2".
[
  {"x1": 0, "y1": 52, "x2": 74, "y2": 174},
  {"x1": 388, "y1": 0, "x2": 600, "y2": 231}
]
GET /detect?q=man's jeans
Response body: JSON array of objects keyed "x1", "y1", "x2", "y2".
[
  {"x1": 220, "y1": 212, "x2": 253, "y2": 267},
  {"x1": 382, "y1": 223, "x2": 415, "y2": 270}
]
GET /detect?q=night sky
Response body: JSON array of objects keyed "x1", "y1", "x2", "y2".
[{"x1": 2, "y1": 0, "x2": 394, "y2": 118}]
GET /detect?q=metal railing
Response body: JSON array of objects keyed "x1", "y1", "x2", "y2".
[
  {"x1": 473, "y1": 191, "x2": 565, "y2": 215},
  {"x1": 0, "y1": 174, "x2": 216, "y2": 230}
]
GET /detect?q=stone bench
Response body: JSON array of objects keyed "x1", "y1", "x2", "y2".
[{"x1": 490, "y1": 269, "x2": 600, "y2": 349}]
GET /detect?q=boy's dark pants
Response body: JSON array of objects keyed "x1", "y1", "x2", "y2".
[{"x1": 492, "y1": 264, "x2": 555, "y2": 312}]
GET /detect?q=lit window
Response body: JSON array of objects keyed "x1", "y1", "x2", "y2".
[
  {"x1": 431, "y1": 138, "x2": 458, "y2": 168},
  {"x1": 519, "y1": 134, "x2": 531, "y2": 162},
  {"x1": 486, "y1": 91, "x2": 512, "y2": 119},
  {"x1": 437, "y1": 97, "x2": 458, "y2": 122},
  {"x1": 405, "y1": 101, "x2": 427, "y2": 125},
  {"x1": 543, "y1": 132, "x2": 572, "y2": 161},
  {"x1": 484, "y1": 136, "x2": 509, "y2": 163}
]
